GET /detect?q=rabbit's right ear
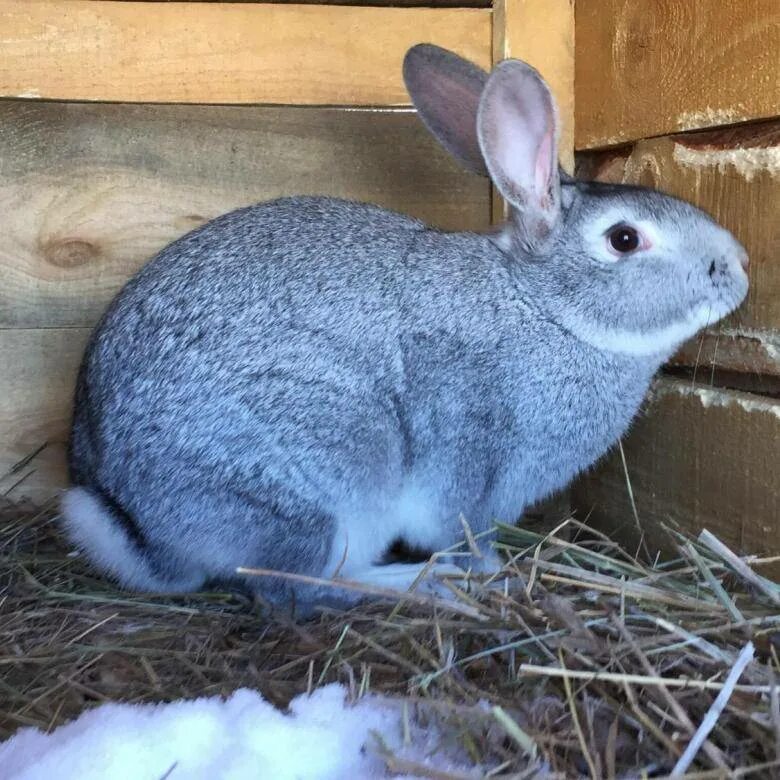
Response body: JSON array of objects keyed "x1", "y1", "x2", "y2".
[
  {"x1": 477, "y1": 60, "x2": 561, "y2": 250},
  {"x1": 403, "y1": 44, "x2": 489, "y2": 176}
]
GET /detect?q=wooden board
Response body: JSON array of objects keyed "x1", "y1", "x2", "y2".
[
  {"x1": 669, "y1": 333, "x2": 780, "y2": 382},
  {"x1": 120, "y1": 0, "x2": 492, "y2": 5},
  {"x1": 572, "y1": 378, "x2": 780, "y2": 573},
  {"x1": 0, "y1": 329, "x2": 91, "y2": 502},
  {"x1": 0, "y1": 1, "x2": 490, "y2": 106},
  {"x1": 0, "y1": 100, "x2": 490, "y2": 330},
  {"x1": 576, "y1": 121, "x2": 780, "y2": 377},
  {"x1": 575, "y1": 0, "x2": 780, "y2": 149}
]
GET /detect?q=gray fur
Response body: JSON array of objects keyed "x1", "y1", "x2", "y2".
[{"x1": 63, "y1": 48, "x2": 749, "y2": 612}]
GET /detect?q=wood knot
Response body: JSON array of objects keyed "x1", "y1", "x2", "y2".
[{"x1": 42, "y1": 238, "x2": 100, "y2": 268}]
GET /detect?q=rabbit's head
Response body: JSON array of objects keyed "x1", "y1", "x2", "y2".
[{"x1": 403, "y1": 44, "x2": 749, "y2": 357}]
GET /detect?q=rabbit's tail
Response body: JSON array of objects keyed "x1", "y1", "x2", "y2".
[{"x1": 60, "y1": 487, "x2": 203, "y2": 592}]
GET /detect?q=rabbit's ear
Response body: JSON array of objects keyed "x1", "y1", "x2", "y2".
[
  {"x1": 403, "y1": 44, "x2": 489, "y2": 176},
  {"x1": 478, "y1": 60, "x2": 561, "y2": 248}
]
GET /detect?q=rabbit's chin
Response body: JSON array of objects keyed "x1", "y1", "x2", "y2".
[{"x1": 562, "y1": 299, "x2": 741, "y2": 359}]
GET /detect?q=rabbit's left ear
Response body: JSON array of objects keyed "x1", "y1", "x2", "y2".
[
  {"x1": 403, "y1": 43, "x2": 489, "y2": 176},
  {"x1": 477, "y1": 60, "x2": 561, "y2": 248}
]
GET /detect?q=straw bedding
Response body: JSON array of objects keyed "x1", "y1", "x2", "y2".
[{"x1": 1, "y1": 496, "x2": 778, "y2": 778}]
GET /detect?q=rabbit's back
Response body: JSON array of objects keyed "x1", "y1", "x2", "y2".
[
  {"x1": 68, "y1": 198, "x2": 433, "y2": 594},
  {"x1": 72, "y1": 196, "x2": 422, "y2": 474}
]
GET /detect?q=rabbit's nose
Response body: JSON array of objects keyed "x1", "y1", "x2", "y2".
[{"x1": 737, "y1": 249, "x2": 749, "y2": 271}]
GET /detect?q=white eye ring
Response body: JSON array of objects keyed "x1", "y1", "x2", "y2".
[{"x1": 583, "y1": 213, "x2": 659, "y2": 265}]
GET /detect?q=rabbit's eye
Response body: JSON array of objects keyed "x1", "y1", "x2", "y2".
[{"x1": 607, "y1": 225, "x2": 641, "y2": 254}]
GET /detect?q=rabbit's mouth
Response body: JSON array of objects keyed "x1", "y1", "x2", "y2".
[{"x1": 703, "y1": 265, "x2": 749, "y2": 320}]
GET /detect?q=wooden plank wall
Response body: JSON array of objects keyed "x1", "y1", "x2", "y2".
[
  {"x1": 575, "y1": 0, "x2": 780, "y2": 149},
  {"x1": 573, "y1": 1, "x2": 780, "y2": 565},
  {"x1": 122, "y1": 0, "x2": 492, "y2": 5},
  {"x1": 573, "y1": 379, "x2": 780, "y2": 569},
  {"x1": 0, "y1": 101, "x2": 489, "y2": 499},
  {"x1": 1, "y1": 102, "x2": 490, "y2": 330},
  {"x1": 0, "y1": 1, "x2": 491, "y2": 105}
]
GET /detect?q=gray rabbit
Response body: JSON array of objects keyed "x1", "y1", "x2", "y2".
[{"x1": 62, "y1": 44, "x2": 749, "y2": 611}]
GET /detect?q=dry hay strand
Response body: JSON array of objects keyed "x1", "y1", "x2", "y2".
[{"x1": 1, "y1": 496, "x2": 779, "y2": 778}]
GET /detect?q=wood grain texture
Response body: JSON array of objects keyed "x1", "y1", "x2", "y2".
[
  {"x1": 669, "y1": 332, "x2": 780, "y2": 380},
  {"x1": 575, "y1": 0, "x2": 780, "y2": 149},
  {"x1": 0, "y1": 0, "x2": 491, "y2": 105},
  {"x1": 572, "y1": 378, "x2": 780, "y2": 574},
  {"x1": 576, "y1": 121, "x2": 780, "y2": 376},
  {"x1": 0, "y1": 329, "x2": 90, "y2": 503},
  {"x1": 0, "y1": 100, "x2": 490, "y2": 329},
  {"x1": 116, "y1": 0, "x2": 492, "y2": 5}
]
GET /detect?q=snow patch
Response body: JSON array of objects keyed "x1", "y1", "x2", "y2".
[{"x1": 0, "y1": 684, "x2": 477, "y2": 780}]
